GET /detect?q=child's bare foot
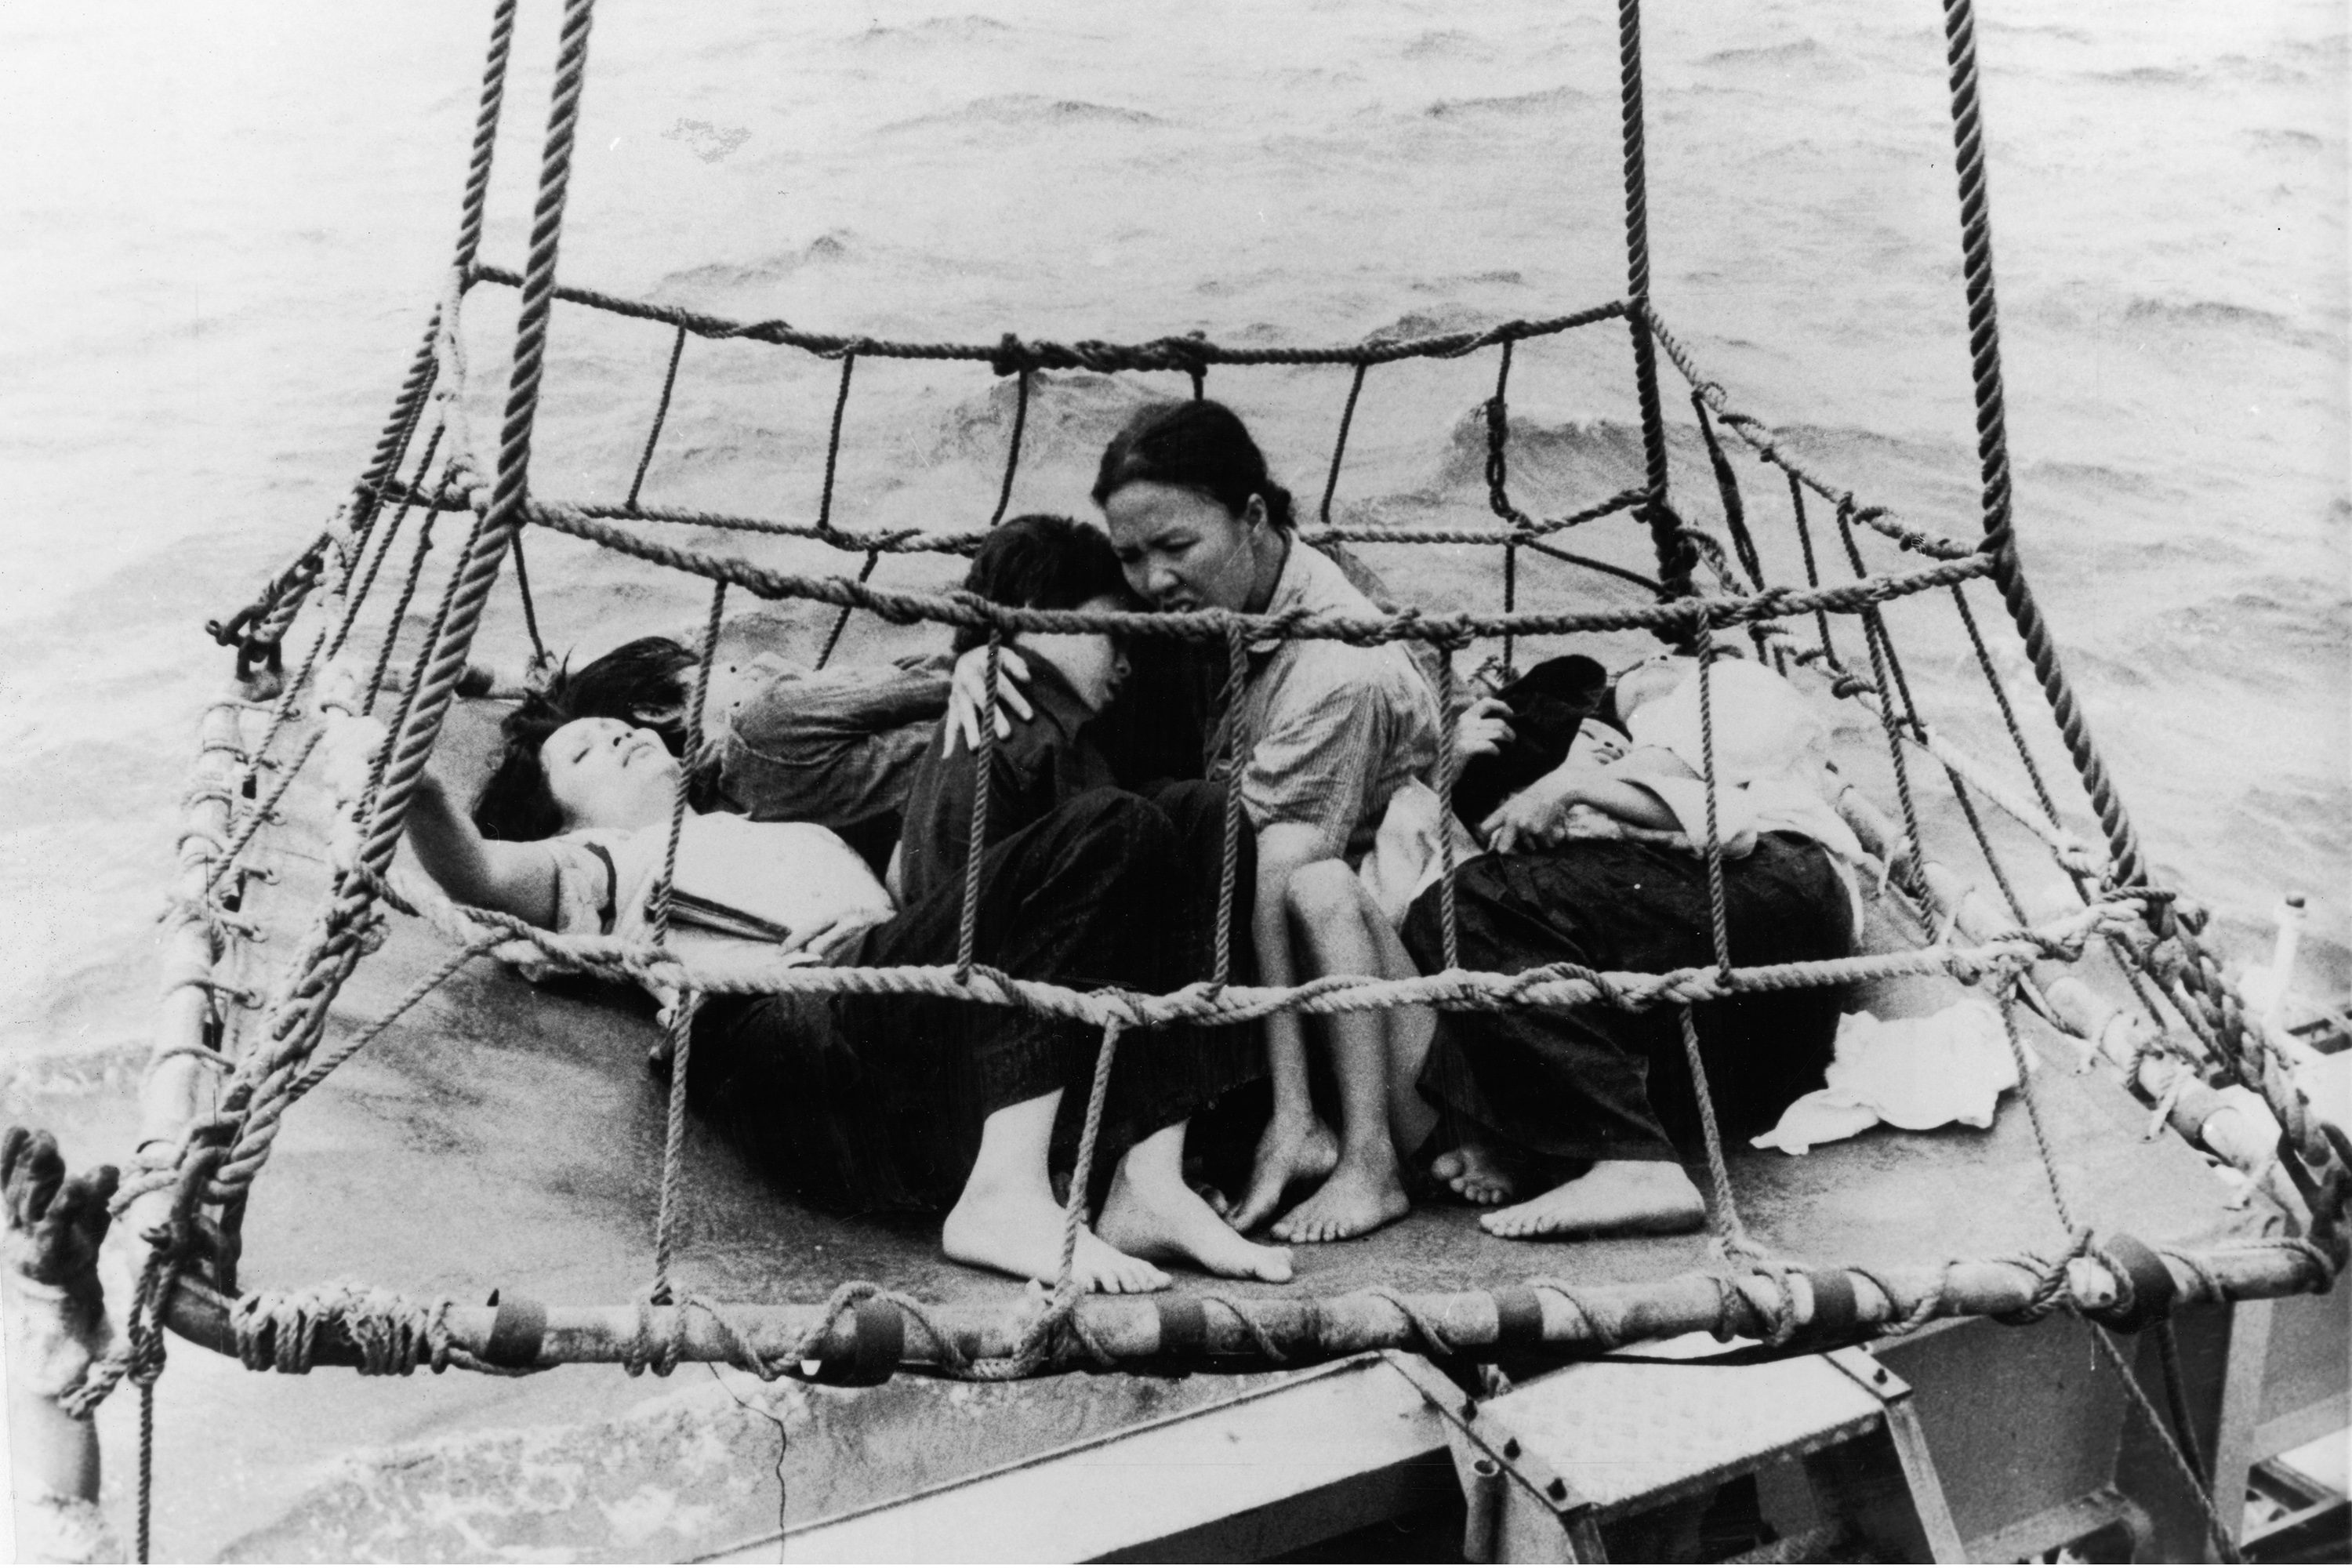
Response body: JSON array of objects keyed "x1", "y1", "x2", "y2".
[
  {"x1": 1478, "y1": 1160, "x2": 1705, "y2": 1240},
  {"x1": 1429, "y1": 1138, "x2": 1517, "y2": 1206},
  {"x1": 1098, "y1": 1159, "x2": 1294, "y2": 1283},
  {"x1": 1270, "y1": 1154, "x2": 1412, "y2": 1243},
  {"x1": 1228, "y1": 1116, "x2": 1339, "y2": 1233},
  {"x1": 942, "y1": 1181, "x2": 1169, "y2": 1293}
]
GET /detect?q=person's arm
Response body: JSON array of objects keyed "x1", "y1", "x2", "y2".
[
  {"x1": 1480, "y1": 747, "x2": 1694, "y2": 851},
  {"x1": 942, "y1": 644, "x2": 1036, "y2": 753},
  {"x1": 405, "y1": 769, "x2": 562, "y2": 927}
]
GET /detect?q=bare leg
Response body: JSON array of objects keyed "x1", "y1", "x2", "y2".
[
  {"x1": 1479, "y1": 1159, "x2": 1706, "y2": 1240},
  {"x1": 1367, "y1": 906, "x2": 1439, "y2": 1160},
  {"x1": 1270, "y1": 862, "x2": 1413, "y2": 1243},
  {"x1": 942, "y1": 1092, "x2": 1171, "y2": 1292},
  {"x1": 1097, "y1": 1123, "x2": 1295, "y2": 1282}
]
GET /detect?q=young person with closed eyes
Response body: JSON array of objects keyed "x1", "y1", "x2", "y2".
[{"x1": 403, "y1": 514, "x2": 1293, "y2": 1294}]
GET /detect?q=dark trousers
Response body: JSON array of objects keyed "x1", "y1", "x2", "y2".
[
  {"x1": 693, "y1": 786, "x2": 1258, "y2": 1210},
  {"x1": 1401, "y1": 833, "x2": 1853, "y2": 1166}
]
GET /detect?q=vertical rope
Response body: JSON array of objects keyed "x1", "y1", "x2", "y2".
[
  {"x1": 1051, "y1": 1019, "x2": 1125, "y2": 1305},
  {"x1": 2088, "y1": 1327, "x2": 2244, "y2": 1563},
  {"x1": 646, "y1": 583, "x2": 728, "y2": 942},
  {"x1": 814, "y1": 354, "x2": 856, "y2": 537},
  {"x1": 1937, "y1": 0, "x2": 2145, "y2": 887},
  {"x1": 625, "y1": 324, "x2": 689, "y2": 514},
  {"x1": 1209, "y1": 621, "x2": 1251, "y2": 991},
  {"x1": 135, "y1": 1377, "x2": 155, "y2": 1563},
  {"x1": 510, "y1": 528, "x2": 549, "y2": 668},
  {"x1": 450, "y1": 0, "x2": 521, "y2": 277},
  {"x1": 955, "y1": 633, "x2": 1002, "y2": 985},
  {"x1": 1616, "y1": 0, "x2": 1688, "y2": 600},
  {"x1": 358, "y1": 0, "x2": 601, "y2": 882},
  {"x1": 369, "y1": 509, "x2": 491, "y2": 811},
  {"x1": 1787, "y1": 472, "x2": 1841, "y2": 670},
  {"x1": 810, "y1": 354, "x2": 864, "y2": 659},
  {"x1": 1998, "y1": 989, "x2": 2078, "y2": 1235},
  {"x1": 1679, "y1": 1006, "x2": 1759, "y2": 1258},
  {"x1": 328, "y1": 423, "x2": 443, "y2": 662},
  {"x1": 1319, "y1": 362, "x2": 1368, "y2": 524},
  {"x1": 1838, "y1": 514, "x2": 2031, "y2": 920},
  {"x1": 1482, "y1": 344, "x2": 1532, "y2": 671},
  {"x1": 1691, "y1": 608, "x2": 1733, "y2": 981},
  {"x1": 360, "y1": 512, "x2": 442, "y2": 716},
  {"x1": 1833, "y1": 500, "x2": 1929, "y2": 739},
  {"x1": 1951, "y1": 583, "x2": 2060, "y2": 822},
  {"x1": 987, "y1": 367, "x2": 1031, "y2": 528},
  {"x1": 648, "y1": 580, "x2": 728, "y2": 1305},
  {"x1": 1947, "y1": 762, "x2": 2033, "y2": 924},
  {"x1": 343, "y1": 332, "x2": 444, "y2": 575},
  {"x1": 1830, "y1": 500, "x2": 1928, "y2": 880},
  {"x1": 1859, "y1": 606, "x2": 1927, "y2": 887},
  {"x1": 1691, "y1": 393, "x2": 1765, "y2": 590},
  {"x1": 1436, "y1": 644, "x2": 1463, "y2": 972},
  {"x1": 815, "y1": 551, "x2": 880, "y2": 670},
  {"x1": 358, "y1": 510, "x2": 449, "y2": 719},
  {"x1": 1501, "y1": 540, "x2": 1519, "y2": 678}
]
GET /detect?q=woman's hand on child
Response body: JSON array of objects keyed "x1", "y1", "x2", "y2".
[
  {"x1": 779, "y1": 909, "x2": 887, "y2": 964},
  {"x1": 1454, "y1": 695, "x2": 1515, "y2": 762},
  {"x1": 944, "y1": 643, "x2": 1036, "y2": 753},
  {"x1": 1481, "y1": 777, "x2": 1573, "y2": 855}
]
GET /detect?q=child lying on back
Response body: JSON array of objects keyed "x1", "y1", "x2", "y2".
[{"x1": 1479, "y1": 653, "x2": 1871, "y2": 921}]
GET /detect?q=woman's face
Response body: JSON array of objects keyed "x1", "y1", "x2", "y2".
[
  {"x1": 1102, "y1": 481, "x2": 1268, "y2": 613},
  {"x1": 539, "y1": 717, "x2": 679, "y2": 832},
  {"x1": 1018, "y1": 593, "x2": 1133, "y2": 714}
]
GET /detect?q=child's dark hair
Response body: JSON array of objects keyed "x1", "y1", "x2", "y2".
[
  {"x1": 951, "y1": 514, "x2": 1134, "y2": 655},
  {"x1": 471, "y1": 636, "x2": 699, "y2": 840},
  {"x1": 1090, "y1": 400, "x2": 1295, "y2": 533}
]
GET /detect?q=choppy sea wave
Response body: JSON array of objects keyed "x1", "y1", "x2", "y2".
[{"x1": 0, "y1": 0, "x2": 2343, "y2": 1060}]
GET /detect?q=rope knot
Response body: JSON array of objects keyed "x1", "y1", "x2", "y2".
[{"x1": 988, "y1": 333, "x2": 1030, "y2": 379}]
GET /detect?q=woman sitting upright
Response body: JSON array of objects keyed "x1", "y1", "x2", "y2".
[{"x1": 1093, "y1": 401, "x2": 1449, "y2": 1243}]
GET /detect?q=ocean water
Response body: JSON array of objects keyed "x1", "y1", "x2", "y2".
[{"x1": 0, "y1": 0, "x2": 2345, "y2": 1070}]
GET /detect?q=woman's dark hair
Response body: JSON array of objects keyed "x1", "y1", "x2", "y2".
[
  {"x1": 1090, "y1": 400, "x2": 1295, "y2": 534},
  {"x1": 952, "y1": 514, "x2": 1134, "y2": 655},
  {"x1": 471, "y1": 636, "x2": 699, "y2": 840}
]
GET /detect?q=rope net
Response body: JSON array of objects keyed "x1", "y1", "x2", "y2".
[{"x1": 114, "y1": 0, "x2": 2346, "y2": 1412}]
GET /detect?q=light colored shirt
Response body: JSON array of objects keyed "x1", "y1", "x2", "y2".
[
  {"x1": 537, "y1": 814, "x2": 895, "y2": 1014},
  {"x1": 1613, "y1": 658, "x2": 1874, "y2": 926},
  {"x1": 1208, "y1": 539, "x2": 1444, "y2": 864}
]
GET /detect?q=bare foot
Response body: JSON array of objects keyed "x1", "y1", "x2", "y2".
[
  {"x1": 1429, "y1": 1138, "x2": 1517, "y2": 1206},
  {"x1": 1098, "y1": 1161, "x2": 1294, "y2": 1283},
  {"x1": 1479, "y1": 1160, "x2": 1706, "y2": 1240},
  {"x1": 1228, "y1": 1116, "x2": 1339, "y2": 1233},
  {"x1": 1271, "y1": 1154, "x2": 1412, "y2": 1243},
  {"x1": 942, "y1": 1182, "x2": 1170, "y2": 1294}
]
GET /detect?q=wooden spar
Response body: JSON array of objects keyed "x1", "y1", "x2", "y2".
[
  {"x1": 133, "y1": 702, "x2": 244, "y2": 1233},
  {"x1": 162, "y1": 1241, "x2": 2326, "y2": 1377},
  {"x1": 1919, "y1": 862, "x2": 2291, "y2": 1187},
  {"x1": 1831, "y1": 784, "x2": 2292, "y2": 1199}
]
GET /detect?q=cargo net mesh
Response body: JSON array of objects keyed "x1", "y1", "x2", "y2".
[{"x1": 85, "y1": 9, "x2": 2343, "y2": 1527}]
